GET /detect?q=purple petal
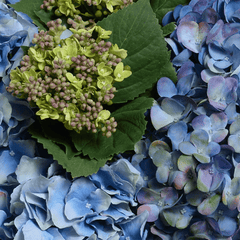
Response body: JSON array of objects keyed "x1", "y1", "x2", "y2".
[
  {"x1": 177, "y1": 21, "x2": 210, "y2": 53},
  {"x1": 197, "y1": 164, "x2": 213, "y2": 192},
  {"x1": 192, "y1": 114, "x2": 211, "y2": 131},
  {"x1": 137, "y1": 204, "x2": 160, "y2": 222}
]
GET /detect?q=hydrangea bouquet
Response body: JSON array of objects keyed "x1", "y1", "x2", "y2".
[{"x1": 1, "y1": 0, "x2": 240, "y2": 239}]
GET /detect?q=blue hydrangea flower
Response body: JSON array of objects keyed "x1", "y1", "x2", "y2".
[
  {"x1": 0, "y1": 2, "x2": 38, "y2": 77},
  {"x1": 179, "y1": 129, "x2": 221, "y2": 163},
  {"x1": 191, "y1": 112, "x2": 228, "y2": 143}
]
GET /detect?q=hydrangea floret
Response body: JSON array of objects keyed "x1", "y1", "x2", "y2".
[{"x1": 6, "y1": 16, "x2": 132, "y2": 138}]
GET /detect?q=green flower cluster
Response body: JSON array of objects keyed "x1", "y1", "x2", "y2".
[
  {"x1": 6, "y1": 16, "x2": 132, "y2": 138},
  {"x1": 40, "y1": 0, "x2": 135, "y2": 19}
]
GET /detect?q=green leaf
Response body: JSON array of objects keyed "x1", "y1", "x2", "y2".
[
  {"x1": 28, "y1": 118, "x2": 108, "y2": 177},
  {"x1": 97, "y1": 0, "x2": 177, "y2": 104},
  {"x1": 162, "y1": 22, "x2": 176, "y2": 36},
  {"x1": 9, "y1": 0, "x2": 47, "y2": 31},
  {"x1": 150, "y1": 0, "x2": 190, "y2": 24},
  {"x1": 71, "y1": 97, "x2": 154, "y2": 159}
]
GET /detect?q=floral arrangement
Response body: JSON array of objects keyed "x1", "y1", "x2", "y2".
[{"x1": 1, "y1": 0, "x2": 240, "y2": 239}]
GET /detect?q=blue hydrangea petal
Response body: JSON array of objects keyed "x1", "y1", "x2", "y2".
[
  {"x1": 148, "y1": 140, "x2": 171, "y2": 159},
  {"x1": 47, "y1": 176, "x2": 73, "y2": 228},
  {"x1": 211, "y1": 129, "x2": 228, "y2": 142},
  {"x1": 176, "y1": 74, "x2": 194, "y2": 95},
  {"x1": 197, "y1": 164, "x2": 213, "y2": 192},
  {"x1": 225, "y1": 0, "x2": 240, "y2": 22},
  {"x1": 137, "y1": 188, "x2": 160, "y2": 205},
  {"x1": 224, "y1": 33, "x2": 240, "y2": 52},
  {"x1": 192, "y1": 0, "x2": 216, "y2": 14},
  {"x1": 206, "y1": 141, "x2": 221, "y2": 157},
  {"x1": 179, "y1": 141, "x2": 197, "y2": 155},
  {"x1": 190, "y1": 129, "x2": 209, "y2": 149},
  {"x1": 163, "y1": 204, "x2": 194, "y2": 229},
  {"x1": 157, "y1": 77, "x2": 177, "y2": 98},
  {"x1": 201, "y1": 68, "x2": 217, "y2": 83},
  {"x1": 119, "y1": 211, "x2": 148, "y2": 240},
  {"x1": 137, "y1": 204, "x2": 160, "y2": 222},
  {"x1": 173, "y1": 171, "x2": 188, "y2": 190},
  {"x1": 193, "y1": 153, "x2": 210, "y2": 163},
  {"x1": 0, "y1": 94, "x2": 11, "y2": 124},
  {"x1": 0, "y1": 150, "x2": 18, "y2": 184},
  {"x1": 172, "y1": 48, "x2": 192, "y2": 66},
  {"x1": 208, "y1": 42, "x2": 230, "y2": 60},
  {"x1": 177, "y1": 21, "x2": 210, "y2": 53},
  {"x1": 87, "y1": 189, "x2": 111, "y2": 213},
  {"x1": 207, "y1": 58, "x2": 225, "y2": 73},
  {"x1": 151, "y1": 147, "x2": 171, "y2": 167},
  {"x1": 210, "y1": 112, "x2": 228, "y2": 130},
  {"x1": 186, "y1": 189, "x2": 205, "y2": 206},
  {"x1": 202, "y1": 8, "x2": 218, "y2": 24},
  {"x1": 192, "y1": 114, "x2": 211, "y2": 131},
  {"x1": 15, "y1": 156, "x2": 53, "y2": 184},
  {"x1": 206, "y1": 19, "x2": 224, "y2": 44},
  {"x1": 214, "y1": 59, "x2": 232, "y2": 69},
  {"x1": 228, "y1": 134, "x2": 240, "y2": 153},
  {"x1": 156, "y1": 166, "x2": 170, "y2": 184},
  {"x1": 229, "y1": 118, "x2": 240, "y2": 134},
  {"x1": 177, "y1": 60, "x2": 195, "y2": 79},
  {"x1": 165, "y1": 38, "x2": 180, "y2": 56},
  {"x1": 167, "y1": 121, "x2": 188, "y2": 150},
  {"x1": 150, "y1": 101, "x2": 174, "y2": 131},
  {"x1": 161, "y1": 98, "x2": 185, "y2": 117},
  {"x1": 162, "y1": 11, "x2": 174, "y2": 26},
  {"x1": 178, "y1": 155, "x2": 197, "y2": 172},
  {"x1": 197, "y1": 193, "x2": 221, "y2": 215},
  {"x1": 21, "y1": 220, "x2": 54, "y2": 240},
  {"x1": 218, "y1": 216, "x2": 237, "y2": 237}
]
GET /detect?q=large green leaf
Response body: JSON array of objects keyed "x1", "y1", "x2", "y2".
[
  {"x1": 97, "y1": 0, "x2": 177, "y2": 104},
  {"x1": 28, "y1": 118, "x2": 109, "y2": 177},
  {"x1": 9, "y1": 0, "x2": 47, "y2": 31},
  {"x1": 71, "y1": 97, "x2": 154, "y2": 159},
  {"x1": 150, "y1": 0, "x2": 190, "y2": 24}
]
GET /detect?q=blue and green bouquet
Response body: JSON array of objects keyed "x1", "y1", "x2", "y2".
[{"x1": 1, "y1": 0, "x2": 240, "y2": 239}]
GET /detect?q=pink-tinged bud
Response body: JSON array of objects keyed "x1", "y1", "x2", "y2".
[
  {"x1": 52, "y1": 103, "x2": 58, "y2": 108},
  {"x1": 76, "y1": 113, "x2": 81, "y2": 118},
  {"x1": 106, "y1": 132, "x2": 112, "y2": 138},
  {"x1": 71, "y1": 122, "x2": 76, "y2": 127},
  {"x1": 60, "y1": 92, "x2": 65, "y2": 97},
  {"x1": 105, "y1": 42, "x2": 112, "y2": 47},
  {"x1": 112, "y1": 122, "x2": 117, "y2": 128},
  {"x1": 27, "y1": 97, "x2": 31, "y2": 101},
  {"x1": 87, "y1": 106, "x2": 91, "y2": 111},
  {"x1": 50, "y1": 83, "x2": 56, "y2": 89},
  {"x1": 104, "y1": 96, "x2": 110, "y2": 102}
]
